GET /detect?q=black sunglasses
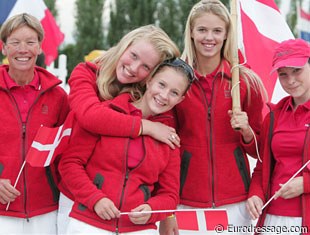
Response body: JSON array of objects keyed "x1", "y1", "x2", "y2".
[{"x1": 160, "y1": 58, "x2": 196, "y2": 84}]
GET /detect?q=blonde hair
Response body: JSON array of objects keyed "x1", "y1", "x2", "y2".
[
  {"x1": 95, "y1": 25, "x2": 180, "y2": 101},
  {"x1": 181, "y1": 0, "x2": 267, "y2": 102},
  {"x1": 0, "y1": 13, "x2": 44, "y2": 43}
]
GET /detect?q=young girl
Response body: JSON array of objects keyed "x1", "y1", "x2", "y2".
[
  {"x1": 57, "y1": 25, "x2": 180, "y2": 234},
  {"x1": 59, "y1": 58, "x2": 194, "y2": 235},
  {"x1": 160, "y1": 1, "x2": 267, "y2": 234},
  {"x1": 247, "y1": 39, "x2": 310, "y2": 235}
]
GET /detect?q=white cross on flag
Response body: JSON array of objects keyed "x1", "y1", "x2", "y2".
[
  {"x1": 175, "y1": 209, "x2": 228, "y2": 232},
  {"x1": 26, "y1": 116, "x2": 73, "y2": 167}
]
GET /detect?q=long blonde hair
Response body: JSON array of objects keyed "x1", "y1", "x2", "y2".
[
  {"x1": 182, "y1": 0, "x2": 267, "y2": 102},
  {"x1": 95, "y1": 25, "x2": 180, "y2": 101}
]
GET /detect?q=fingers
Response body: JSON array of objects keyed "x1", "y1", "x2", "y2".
[
  {"x1": 246, "y1": 196, "x2": 263, "y2": 220},
  {"x1": 94, "y1": 198, "x2": 120, "y2": 220},
  {"x1": 0, "y1": 179, "x2": 20, "y2": 204},
  {"x1": 168, "y1": 133, "x2": 180, "y2": 147}
]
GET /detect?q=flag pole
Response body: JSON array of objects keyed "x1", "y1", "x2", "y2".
[
  {"x1": 6, "y1": 161, "x2": 26, "y2": 211},
  {"x1": 262, "y1": 159, "x2": 310, "y2": 210},
  {"x1": 230, "y1": 0, "x2": 241, "y2": 114}
]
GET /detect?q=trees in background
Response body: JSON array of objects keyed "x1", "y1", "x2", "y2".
[{"x1": 49, "y1": 0, "x2": 298, "y2": 81}]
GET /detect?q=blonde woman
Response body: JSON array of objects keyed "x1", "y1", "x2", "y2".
[
  {"x1": 160, "y1": 1, "x2": 267, "y2": 234},
  {"x1": 58, "y1": 25, "x2": 181, "y2": 234},
  {"x1": 59, "y1": 58, "x2": 195, "y2": 235}
]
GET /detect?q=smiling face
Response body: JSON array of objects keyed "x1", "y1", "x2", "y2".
[
  {"x1": 191, "y1": 12, "x2": 227, "y2": 62},
  {"x1": 116, "y1": 39, "x2": 161, "y2": 84},
  {"x1": 2, "y1": 25, "x2": 41, "y2": 74},
  {"x1": 141, "y1": 66, "x2": 188, "y2": 117},
  {"x1": 277, "y1": 63, "x2": 310, "y2": 106}
]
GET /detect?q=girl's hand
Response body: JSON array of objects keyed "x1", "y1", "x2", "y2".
[
  {"x1": 228, "y1": 110, "x2": 253, "y2": 143},
  {"x1": 94, "y1": 197, "x2": 120, "y2": 220},
  {"x1": 274, "y1": 176, "x2": 304, "y2": 200},
  {"x1": 128, "y1": 204, "x2": 152, "y2": 225},
  {"x1": 142, "y1": 120, "x2": 180, "y2": 149},
  {"x1": 159, "y1": 215, "x2": 179, "y2": 235},
  {"x1": 246, "y1": 195, "x2": 263, "y2": 220}
]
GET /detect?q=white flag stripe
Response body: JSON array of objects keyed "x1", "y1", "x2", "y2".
[
  {"x1": 239, "y1": 0, "x2": 293, "y2": 43},
  {"x1": 29, "y1": 125, "x2": 72, "y2": 166},
  {"x1": 8, "y1": 0, "x2": 47, "y2": 20},
  {"x1": 44, "y1": 125, "x2": 64, "y2": 166},
  {"x1": 197, "y1": 210, "x2": 207, "y2": 232},
  {"x1": 31, "y1": 142, "x2": 56, "y2": 151}
]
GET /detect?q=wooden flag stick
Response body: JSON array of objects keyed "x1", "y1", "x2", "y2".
[{"x1": 230, "y1": 0, "x2": 241, "y2": 113}]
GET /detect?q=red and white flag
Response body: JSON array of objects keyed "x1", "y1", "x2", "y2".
[
  {"x1": 238, "y1": 0, "x2": 294, "y2": 114},
  {"x1": 0, "y1": 0, "x2": 64, "y2": 65},
  {"x1": 26, "y1": 116, "x2": 73, "y2": 167},
  {"x1": 175, "y1": 209, "x2": 228, "y2": 232},
  {"x1": 296, "y1": 0, "x2": 310, "y2": 42}
]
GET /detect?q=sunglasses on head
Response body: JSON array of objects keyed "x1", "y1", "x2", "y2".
[{"x1": 160, "y1": 58, "x2": 196, "y2": 84}]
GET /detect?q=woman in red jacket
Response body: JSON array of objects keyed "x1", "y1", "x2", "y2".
[
  {"x1": 0, "y1": 13, "x2": 69, "y2": 235},
  {"x1": 160, "y1": 1, "x2": 267, "y2": 234},
  {"x1": 57, "y1": 25, "x2": 181, "y2": 234},
  {"x1": 247, "y1": 39, "x2": 310, "y2": 235},
  {"x1": 59, "y1": 58, "x2": 195, "y2": 235}
]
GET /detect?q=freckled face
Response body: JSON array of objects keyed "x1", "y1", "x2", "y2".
[
  {"x1": 116, "y1": 40, "x2": 161, "y2": 84},
  {"x1": 2, "y1": 25, "x2": 41, "y2": 73}
]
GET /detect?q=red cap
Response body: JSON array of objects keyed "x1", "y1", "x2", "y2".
[{"x1": 271, "y1": 39, "x2": 310, "y2": 74}]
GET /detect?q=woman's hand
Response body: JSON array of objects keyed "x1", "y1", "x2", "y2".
[
  {"x1": 274, "y1": 176, "x2": 304, "y2": 200},
  {"x1": 228, "y1": 110, "x2": 253, "y2": 143},
  {"x1": 94, "y1": 197, "x2": 120, "y2": 220},
  {"x1": 128, "y1": 204, "x2": 152, "y2": 225},
  {"x1": 0, "y1": 179, "x2": 20, "y2": 204},
  {"x1": 142, "y1": 120, "x2": 180, "y2": 149},
  {"x1": 246, "y1": 195, "x2": 263, "y2": 220},
  {"x1": 159, "y1": 215, "x2": 179, "y2": 235}
]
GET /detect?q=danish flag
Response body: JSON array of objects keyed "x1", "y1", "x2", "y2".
[
  {"x1": 175, "y1": 209, "x2": 228, "y2": 232},
  {"x1": 26, "y1": 114, "x2": 73, "y2": 167}
]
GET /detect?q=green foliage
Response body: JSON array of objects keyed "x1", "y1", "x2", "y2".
[
  {"x1": 52, "y1": 0, "x2": 297, "y2": 82},
  {"x1": 107, "y1": 0, "x2": 157, "y2": 47},
  {"x1": 44, "y1": 0, "x2": 57, "y2": 17}
]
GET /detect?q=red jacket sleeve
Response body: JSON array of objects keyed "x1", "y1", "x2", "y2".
[
  {"x1": 68, "y1": 62, "x2": 141, "y2": 138},
  {"x1": 147, "y1": 148, "x2": 180, "y2": 223},
  {"x1": 58, "y1": 119, "x2": 107, "y2": 210}
]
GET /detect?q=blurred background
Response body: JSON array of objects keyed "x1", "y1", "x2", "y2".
[{"x1": 1, "y1": 0, "x2": 309, "y2": 82}]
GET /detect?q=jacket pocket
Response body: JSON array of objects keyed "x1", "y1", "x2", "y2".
[
  {"x1": 139, "y1": 184, "x2": 151, "y2": 202},
  {"x1": 78, "y1": 173, "x2": 104, "y2": 211},
  {"x1": 45, "y1": 166, "x2": 60, "y2": 202},
  {"x1": 180, "y1": 150, "x2": 192, "y2": 196},
  {"x1": 234, "y1": 147, "x2": 250, "y2": 192}
]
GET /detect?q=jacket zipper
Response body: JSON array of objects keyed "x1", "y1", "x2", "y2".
[
  {"x1": 7, "y1": 86, "x2": 44, "y2": 220},
  {"x1": 21, "y1": 123, "x2": 29, "y2": 222},
  {"x1": 196, "y1": 81, "x2": 215, "y2": 207},
  {"x1": 115, "y1": 138, "x2": 131, "y2": 234}
]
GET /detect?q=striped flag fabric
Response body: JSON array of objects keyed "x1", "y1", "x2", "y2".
[
  {"x1": 297, "y1": 0, "x2": 310, "y2": 42},
  {"x1": 26, "y1": 114, "x2": 73, "y2": 167},
  {"x1": 238, "y1": 0, "x2": 294, "y2": 111},
  {"x1": 175, "y1": 209, "x2": 228, "y2": 232},
  {"x1": 0, "y1": 0, "x2": 64, "y2": 65}
]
